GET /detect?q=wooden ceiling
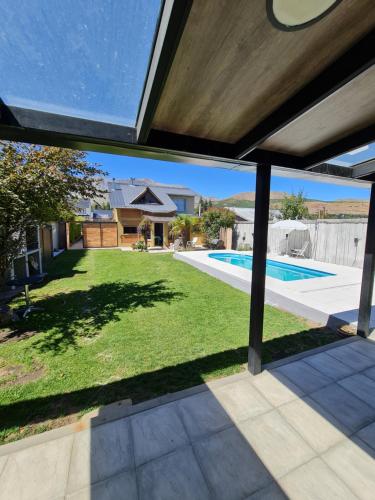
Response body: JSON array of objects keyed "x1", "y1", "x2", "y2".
[
  {"x1": 260, "y1": 66, "x2": 375, "y2": 155},
  {"x1": 152, "y1": 0, "x2": 375, "y2": 151}
]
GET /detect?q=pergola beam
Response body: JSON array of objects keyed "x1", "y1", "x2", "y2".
[
  {"x1": 248, "y1": 164, "x2": 271, "y2": 375},
  {"x1": 235, "y1": 30, "x2": 375, "y2": 160},
  {"x1": 136, "y1": 0, "x2": 193, "y2": 143},
  {"x1": 357, "y1": 183, "x2": 375, "y2": 338},
  {"x1": 353, "y1": 159, "x2": 375, "y2": 179},
  {"x1": 302, "y1": 124, "x2": 375, "y2": 169},
  {"x1": 0, "y1": 103, "x2": 137, "y2": 145}
]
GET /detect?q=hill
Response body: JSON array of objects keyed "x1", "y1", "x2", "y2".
[{"x1": 212, "y1": 191, "x2": 369, "y2": 217}]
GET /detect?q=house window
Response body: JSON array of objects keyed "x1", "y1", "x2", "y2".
[
  {"x1": 173, "y1": 198, "x2": 186, "y2": 213},
  {"x1": 26, "y1": 226, "x2": 39, "y2": 252},
  {"x1": 124, "y1": 226, "x2": 138, "y2": 234}
]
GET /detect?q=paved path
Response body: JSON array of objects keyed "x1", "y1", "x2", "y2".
[{"x1": 1, "y1": 337, "x2": 375, "y2": 499}]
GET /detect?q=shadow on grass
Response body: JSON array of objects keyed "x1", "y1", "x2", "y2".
[
  {"x1": 8, "y1": 280, "x2": 184, "y2": 353},
  {"x1": 0, "y1": 326, "x2": 339, "y2": 433}
]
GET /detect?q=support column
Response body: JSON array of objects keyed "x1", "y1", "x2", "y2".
[
  {"x1": 357, "y1": 183, "x2": 375, "y2": 337},
  {"x1": 248, "y1": 164, "x2": 271, "y2": 374}
]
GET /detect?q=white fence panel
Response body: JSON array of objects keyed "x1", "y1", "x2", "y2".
[{"x1": 233, "y1": 219, "x2": 367, "y2": 268}]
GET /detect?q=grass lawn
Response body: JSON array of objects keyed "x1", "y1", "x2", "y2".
[{"x1": 0, "y1": 250, "x2": 339, "y2": 443}]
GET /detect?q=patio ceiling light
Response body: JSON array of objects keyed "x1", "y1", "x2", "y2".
[{"x1": 267, "y1": 0, "x2": 342, "y2": 31}]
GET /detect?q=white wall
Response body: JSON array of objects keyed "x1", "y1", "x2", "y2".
[{"x1": 233, "y1": 219, "x2": 367, "y2": 268}]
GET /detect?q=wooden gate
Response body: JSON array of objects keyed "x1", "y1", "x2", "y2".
[{"x1": 82, "y1": 222, "x2": 118, "y2": 248}]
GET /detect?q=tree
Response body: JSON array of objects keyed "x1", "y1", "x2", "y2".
[
  {"x1": 0, "y1": 142, "x2": 106, "y2": 283},
  {"x1": 280, "y1": 191, "x2": 308, "y2": 220},
  {"x1": 195, "y1": 197, "x2": 211, "y2": 215},
  {"x1": 138, "y1": 218, "x2": 151, "y2": 249},
  {"x1": 169, "y1": 215, "x2": 198, "y2": 247},
  {"x1": 201, "y1": 208, "x2": 235, "y2": 241}
]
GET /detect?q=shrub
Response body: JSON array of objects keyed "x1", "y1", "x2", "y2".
[
  {"x1": 69, "y1": 222, "x2": 82, "y2": 243},
  {"x1": 132, "y1": 240, "x2": 147, "y2": 251},
  {"x1": 202, "y1": 208, "x2": 235, "y2": 241}
]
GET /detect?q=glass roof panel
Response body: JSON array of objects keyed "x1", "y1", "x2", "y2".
[
  {"x1": 327, "y1": 142, "x2": 375, "y2": 167},
  {"x1": 0, "y1": 0, "x2": 162, "y2": 127}
]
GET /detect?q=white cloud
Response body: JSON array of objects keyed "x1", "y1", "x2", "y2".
[{"x1": 348, "y1": 145, "x2": 369, "y2": 155}]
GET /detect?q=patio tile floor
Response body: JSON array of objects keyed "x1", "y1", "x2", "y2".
[{"x1": 1, "y1": 337, "x2": 375, "y2": 499}]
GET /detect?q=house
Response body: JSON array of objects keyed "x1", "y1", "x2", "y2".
[
  {"x1": 74, "y1": 199, "x2": 92, "y2": 218},
  {"x1": 106, "y1": 179, "x2": 196, "y2": 248},
  {"x1": 226, "y1": 207, "x2": 281, "y2": 222}
]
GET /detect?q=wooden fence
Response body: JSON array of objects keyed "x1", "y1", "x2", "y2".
[{"x1": 233, "y1": 219, "x2": 367, "y2": 268}]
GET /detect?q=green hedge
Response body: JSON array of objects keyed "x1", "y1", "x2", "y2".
[{"x1": 69, "y1": 222, "x2": 82, "y2": 244}]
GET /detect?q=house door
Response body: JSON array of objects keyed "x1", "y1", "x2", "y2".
[{"x1": 154, "y1": 223, "x2": 164, "y2": 246}]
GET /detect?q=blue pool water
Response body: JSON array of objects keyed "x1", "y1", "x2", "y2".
[{"x1": 209, "y1": 253, "x2": 335, "y2": 281}]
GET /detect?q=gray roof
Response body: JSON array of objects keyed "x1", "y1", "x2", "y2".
[
  {"x1": 226, "y1": 207, "x2": 256, "y2": 222},
  {"x1": 92, "y1": 209, "x2": 113, "y2": 219},
  {"x1": 226, "y1": 207, "x2": 281, "y2": 222},
  {"x1": 108, "y1": 181, "x2": 195, "y2": 213}
]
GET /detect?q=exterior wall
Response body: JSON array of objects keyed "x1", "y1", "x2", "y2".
[
  {"x1": 169, "y1": 195, "x2": 195, "y2": 214},
  {"x1": 233, "y1": 219, "x2": 368, "y2": 268},
  {"x1": 115, "y1": 208, "x2": 176, "y2": 247},
  {"x1": 51, "y1": 222, "x2": 59, "y2": 250},
  {"x1": 116, "y1": 208, "x2": 142, "y2": 246}
]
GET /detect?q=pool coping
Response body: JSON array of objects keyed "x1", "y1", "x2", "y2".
[
  {"x1": 174, "y1": 251, "x2": 347, "y2": 328},
  {"x1": 173, "y1": 250, "x2": 374, "y2": 330}
]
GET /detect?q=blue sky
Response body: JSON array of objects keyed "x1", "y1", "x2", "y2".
[{"x1": 86, "y1": 151, "x2": 370, "y2": 201}]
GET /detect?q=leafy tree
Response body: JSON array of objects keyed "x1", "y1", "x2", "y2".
[
  {"x1": 280, "y1": 190, "x2": 308, "y2": 220},
  {"x1": 138, "y1": 218, "x2": 151, "y2": 250},
  {"x1": 169, "y1": 215, "x2": 198, "y2": 247},
  {"x1": 195, "y1": 196, "x2": 212, "y2": 215},
  {"x1": 0, "y1": 142, "x2": 106, "y2": 283},
  {"x1": 201, "y1": 208, "x2": 235, "y2": 241}
]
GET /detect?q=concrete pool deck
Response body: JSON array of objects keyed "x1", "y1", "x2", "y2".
[{"x1": 174, "y1": 250, "x2": 375, "y2": 330}]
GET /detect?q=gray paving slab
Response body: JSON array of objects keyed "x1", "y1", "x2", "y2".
[
  {"x1": 212, "y1": 378, "x2": 272, "y2": 423},
  {"x1": 278, "y1": 396, "x2": 347, "y2": 453},
  {"x1": 66, "y1": 469, "x2": 138, "y2": 500},
  {"x1": 251, "y1": 369, "x2": 304, "y2": 407},
  {"x1": 177, "y1": 391, "x2": 232, "y2": 440},
  {"x1": 326, "y1": 344, "x2": 375, "y2": 371},
  {"x1": 280, "y1": 457, "x2": 357, "y2": 500},
  {"x1": 239, "y1": 410, "x2": 315, "y2": 478},
  {"x1": 245, "y1": 482, "x2": 287, "y2": 499},
  {"x1": 131, "y1": 403, "x2": 189, "y2": 466},
  {"x1": 193, "y1": 426, "x2": 273, "y2": 500},
  {"x1": 0, "y1": 456, "x2": 7, "y2": 478},
  {"x1": 339, "y1": 373, "x2": 375, "y2": 409},
  {"x1": 67, "y1": 418, "x2": 133, "y2": 494},
  {"x1": 303, "y1": 351, "x2": 354, "y2": 380},
  {"x1": 356, "y1": 422, "x2": 375, "y2": 451},
  {"x1": 0, "y1": 435, "x2": 73, "y2": 500},
  {"x1": 137, "y1": 446, "x2": 210, "y2": 500},
  {"x1": 349, "y1": 339, "x2": 375, "y2": 362},
  {"x1": 323, "y1": 439, "x2": 375, "y2": 500},
  {"x1": 273, "y1": 360, "x2": 332, "y2": 394},
  {"x1": 364, "y1": 365, "x2": 375, "y2": 381},
  {"x1": 310, "y1": 383, "x2": 375, "y2": 432}
]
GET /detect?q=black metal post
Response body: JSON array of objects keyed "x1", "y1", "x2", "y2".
[
  {"x1": 357, "y1": 183, "x2": 375, "y2": 337},
  {"x1": 248, "y1": 164, "x2": 271, "y2": 374}
]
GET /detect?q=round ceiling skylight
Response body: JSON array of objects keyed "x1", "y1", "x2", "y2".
[{"x1": 267, "y1": 0, "x2": 342, "y2": 31}]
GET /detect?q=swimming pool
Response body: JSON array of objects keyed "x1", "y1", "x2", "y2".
[{"x1": 209, "y1": 253, "x2": 335, "y2": 281}]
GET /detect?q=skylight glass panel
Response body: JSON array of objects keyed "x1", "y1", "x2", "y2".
[
  {"x1": 0, "y1": 0, "x2": 162, "y2": 127},
  {"x1": 327, "y1": 142, "x2": 375, "y2": 167}
]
